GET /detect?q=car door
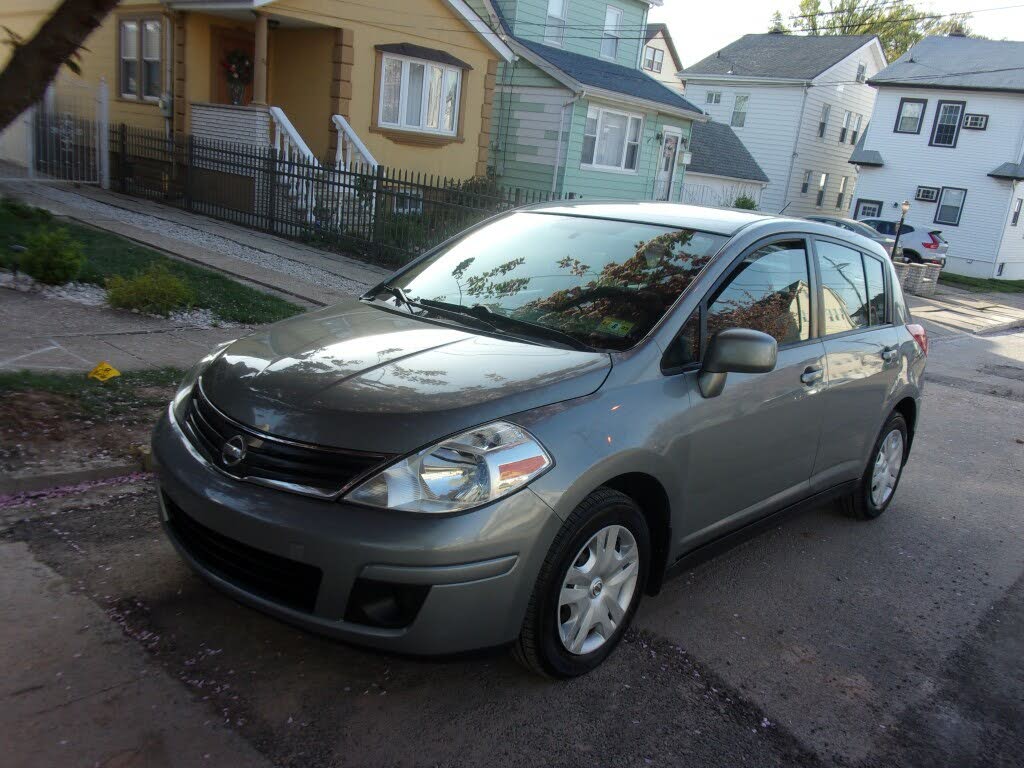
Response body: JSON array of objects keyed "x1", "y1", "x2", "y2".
[
  {"x1": 678, "y1": 236, "x2": 828, "y2": 549},
  {"x1": 810, "y1": 238, "x2": 901, "y2": 491}
]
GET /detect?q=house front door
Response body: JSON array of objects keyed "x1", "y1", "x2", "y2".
[
  {"x1": 654, "y1": 129, "x2": 681, "y2": 201},
  {"x1": 212, "y1": 28, "x2": 255, "y2": 106}
]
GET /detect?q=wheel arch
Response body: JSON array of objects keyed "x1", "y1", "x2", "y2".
[
  {"x1": 601, "y1": 472, "x2": 672, "y2": 596},
  {"x1": 893, "y1": 396, "x2": 918, "y2": 451}
]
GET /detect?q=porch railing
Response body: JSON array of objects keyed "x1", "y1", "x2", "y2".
[
  {"x1": 268, "y1": 106, "x2": 318, "y2": 222},
  {"x1": 332, "y1": 114, "x2": 377, "y2": 171}
]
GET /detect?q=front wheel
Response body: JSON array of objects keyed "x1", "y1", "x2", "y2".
[
  {"x1": 841, "y1": 412, "x2": 909, "y2": 519},
  {"x1": 513, "y1": 488, "x2": 650, "y2": 678}
]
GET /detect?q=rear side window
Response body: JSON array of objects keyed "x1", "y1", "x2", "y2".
[
  {"x1": 706, "y1": 240, "x2": 811, "y2": 346},
  {"x1": 863, "y1": 255, "x2": 888, "y2": 325},
  {"x1": 817, "y1": 241, "x2": 875, "y2": 334}
]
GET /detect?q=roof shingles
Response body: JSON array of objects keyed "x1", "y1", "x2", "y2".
[
  {"x1": 686, "y1": 120, "x2": 769, "y2": 183},
  {"x1": 684, "y1": 33, "x2": 876, "y2": 80},
  {"x1": 869, "y1": 36, "x2": 1024, "y2": 93}
]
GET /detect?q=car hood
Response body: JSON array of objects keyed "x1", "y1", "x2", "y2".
[{"x1": 200, "y1": 299, "x2": 611, "y2": 453}]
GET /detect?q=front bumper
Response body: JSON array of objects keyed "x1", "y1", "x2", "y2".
[{"x1": 152, "y1": 409, "x2": 562, "y2": 655}]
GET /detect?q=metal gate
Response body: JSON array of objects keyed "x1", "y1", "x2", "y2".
[{"x1": 0, "y1": 76, "x2": 109, "y2": 186}]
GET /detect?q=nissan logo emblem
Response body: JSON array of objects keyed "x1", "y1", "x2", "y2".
[{"x1": 221, "y1": 434, "x2": 247, "y2": 467}]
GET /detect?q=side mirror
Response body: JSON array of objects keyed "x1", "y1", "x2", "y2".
[{"x1": 698, "y1": 328, "x2": 778, "y2": 398}]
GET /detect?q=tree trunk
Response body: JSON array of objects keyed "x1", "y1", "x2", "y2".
[{"x1": 0, "y1": 0, "x2": 119, "y2": 132}]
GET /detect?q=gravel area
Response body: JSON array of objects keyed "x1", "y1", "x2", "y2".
[{"x1": 23, "y1": 185, "x2": 370, "y2": 295}]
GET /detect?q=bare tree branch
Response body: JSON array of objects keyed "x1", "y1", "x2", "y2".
[{"x1": 0, "y1": 0, "x2": 119, "y2": 131}]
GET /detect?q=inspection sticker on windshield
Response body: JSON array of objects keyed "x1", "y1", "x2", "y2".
[{"x1": 597, "y1": 318, "x2": 635, "y2": 337}]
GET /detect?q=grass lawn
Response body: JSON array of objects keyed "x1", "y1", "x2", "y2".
[
  {"x1": 0, "y1": 199, "x2": 304, "y2": 324},
  {"x1": 939, "y1": 272, "x2": 1024, "y2": 294},
  {"x1": 0, "y1": 367, "x2": 183, "y2": 418}
]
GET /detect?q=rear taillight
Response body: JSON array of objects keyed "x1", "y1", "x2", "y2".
[
  {"x1": 907, "y1": 323, "x2": 928, "y2": 355},
  {"x1": 923, "y1": 233, "x2": 941, "y2": 250}
]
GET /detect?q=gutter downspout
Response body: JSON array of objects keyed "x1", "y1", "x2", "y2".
[
  {"x1": 780, "y1": 83, "x2": 811, "y2": 214},
  {"x1": 552, "y1": 92, "x2": 583, "y2": 195}
]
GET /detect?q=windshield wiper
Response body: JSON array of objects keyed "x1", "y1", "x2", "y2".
[
  {"x1": 380, "y1": 283, "x2": 413, "y2": 312},
  {"x1": 421, "y1": 299, "x2": 595, "y2": 352}
]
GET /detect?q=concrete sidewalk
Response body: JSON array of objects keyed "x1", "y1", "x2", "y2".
[
  {"x1": 1, "y1": 182, "x2": 390, "y2": 307},
  {"x1": 907, "y1": 283, "x2": 1024, "y2": 339}
]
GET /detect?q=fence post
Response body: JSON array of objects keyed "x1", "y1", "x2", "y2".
[
  {"x1": 372, "y1": 164, "x2": 385, "y2": 259},
  {"x1": 266, "y1": 147, "x2": 278, "y2": 234},
  {"x1": 184, "y1": 134, "x2": 194, "y2": 212},
  {"x1": 97, "y1": 78, "x2": 110, "y2": 188},
  {"x1": 118, "y1": 123, "x2": 127, "y2": 193}
]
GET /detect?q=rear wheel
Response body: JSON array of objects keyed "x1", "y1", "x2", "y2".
[
  {"x1": 841, "y1": 412, "x2": 908, "y2": 519},
  {"x1": 513, "y1": 488, "x2": 649, "y2": 678},
  {"x1": 902, "y1": 249, "x2": 922, "y2": 264}
]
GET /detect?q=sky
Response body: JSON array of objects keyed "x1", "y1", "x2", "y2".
[{"x1": 649, "y1": 0, "x2": 1024, "y2": 66}]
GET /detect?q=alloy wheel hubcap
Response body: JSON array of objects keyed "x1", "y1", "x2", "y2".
[
  {"x1": 871, "y1": 429, "x2": 904, "y2": 507},
  {"x1": 558, "y1": 524, "x2": 639, "y2": 656}
]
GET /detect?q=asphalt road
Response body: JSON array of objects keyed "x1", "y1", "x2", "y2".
[{"x1": 3, "y1": 329, "x2": 1023, "y2": 768}]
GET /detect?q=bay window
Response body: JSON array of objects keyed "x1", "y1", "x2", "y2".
[
  {"x1": 120, "y1": 18, "x2": 162, "y2": 100},
  {"x1": 378, "y1": 50, "x2": 463, "y2": 137},
  {"x1": 582, "y1": 106, "x2": 643, "y2": 172}
]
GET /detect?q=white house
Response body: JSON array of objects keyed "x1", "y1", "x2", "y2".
[
  {"x1": 682, "y1": 119, "x2": 769, "y2": 208},
  {"x1": 642, "y1": 23, "x2": 683, "y2": 92},
  {"x1": 850, "y1": 36, "x2": 1024, "y2": 280},
  {"x1": 682, "y1": 33, "x2": 886, "y2": 216}
]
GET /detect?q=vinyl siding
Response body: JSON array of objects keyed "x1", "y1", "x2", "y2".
[
  {"x1": 997, "y1": 181, "x2": 1024, "y2": 279},
  {"x1": 853, "y1": 87, "x2": 1024, "y2": 279},
  {"x1": 490, "y1": 84, "x2": 573, "y2": 189},
  {"x1": 509, "y1": 0, "x2": 648, "y2": 69},
  {"x1": 640, "y1": 32, "x2": 682, "y2": 92},
  {"x1": 681, "y1": 173, "x2": 767, "y2": 208},
  {"x1": 682, "y1": 81, "x2": 804, "y2": 214},
  {"x1": 786, "y1": 40, "x2": 884, "y2": 218}
]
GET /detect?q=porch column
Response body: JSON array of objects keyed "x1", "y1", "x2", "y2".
[{"x1": 252, "y1": 12, "x2": 269, "y2": 105}]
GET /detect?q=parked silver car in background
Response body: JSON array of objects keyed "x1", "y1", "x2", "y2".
[
  {"x1": 153, "y1": 203, "x2": 928, "y2": 678},
  {"x1": 806, "y1": 215, "x2": 902, "y2": 259},
  {"x1": 859, "y1": 218, "x2": 949, "y2": 267}
]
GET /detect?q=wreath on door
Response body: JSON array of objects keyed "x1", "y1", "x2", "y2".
[{"x1": 222, "y1": 49, "x2": 253, "y2": 105}]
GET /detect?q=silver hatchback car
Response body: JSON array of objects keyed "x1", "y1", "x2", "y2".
[{"x1": 153, "y1": 203, "x2": 928, "y2": 677}]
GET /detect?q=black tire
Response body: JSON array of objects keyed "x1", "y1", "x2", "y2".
[
  {"x1": 513, "y1": 488, "x2": 650, "y2": 678},
  {"x1": 841, "y1": 412, "x2": 909, "y2": 520},
  {"x1": 903, "y1": 250, "x2": 922, "y2": 264}
]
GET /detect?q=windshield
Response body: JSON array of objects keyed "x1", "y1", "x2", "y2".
[{"x1": 387, "y1": 212, "x2": 728, "y2": 351}]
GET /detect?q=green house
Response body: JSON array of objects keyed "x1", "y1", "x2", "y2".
[{"x1": 471, "y1": 0, "x2": 705, "y2": 201}]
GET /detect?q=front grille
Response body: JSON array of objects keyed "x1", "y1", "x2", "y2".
[
  {"x1": 163, "y1": 492, "x2": 323, "y2": 614},
  {"x1": 181, "y1": 382, "x2": 393, "y2": 498}
]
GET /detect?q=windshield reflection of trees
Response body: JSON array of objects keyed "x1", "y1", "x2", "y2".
[{"x1": 415, "y1": 230, "x2": 714, "y2": 350}]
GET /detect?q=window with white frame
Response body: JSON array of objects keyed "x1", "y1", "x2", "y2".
[
  {"x1": 730, "y1": 94, "x2": 749, "y2": 128},
  {"x1": 856, "y1": 199, "x2": 883, "y2": 218},
  {"x1": 836, "y1": 176, "x2": 848, "y2": 209},
  {"x1": 378, "y1": 53, "x2": 462, "y2": 136},
  {"x1": 801, "y1": 169, "x2": 812, "y2": 194},
  {"x1": 545, "y1": 0, "x2": 567, "y2": 46},
  {"x1": 1013, "y1": 198, "x2": 1022, "y2": 227},
  {"x1": 582, "y1": 106, "x2": 642, "y2": 171},
  {"x1": 816, "y1": 172, "x2": 829, "y2": 207},
  {"x1": 600, "y1": 6, "x2": 622, "y2": 59},
  {"x1": 850, "y1": 113, "x2": 862, "y2": 144},
  {"x1": 930, "y1": 101, "x2": 965, "y2": 147},
  {"x1": 855, "y1": 62, "x2": 867, "y2": 82},
  {"x1": 643, "y1": 45, "x2": 664, "y2": 73},
  {"x1": 963, "y1": 113, "x2": 988, "y2": 130},
  {"x1": 705, "y1": 91, "x2": 721, "y2": 105},
  {"x1": 120, "y1": 18, "x2": 162, "y2": 100},
  {"x1": 935, "y1": 187, "x2": 966, "y2": 225},
  {"x1": 818, "y1": 104, "x2": 831, "y2": 138},
  {"x1": 839, "y1": 110, "x2": 851, "y2": 143}
]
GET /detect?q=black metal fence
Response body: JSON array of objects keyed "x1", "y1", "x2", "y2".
[{"x1": 109, "y1": 125, "x2": 562, "y2": 267}]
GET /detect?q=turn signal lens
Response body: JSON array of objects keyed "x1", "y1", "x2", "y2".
[{"x1": 344, "y1": 421, "x2": 552, "y2": 513}]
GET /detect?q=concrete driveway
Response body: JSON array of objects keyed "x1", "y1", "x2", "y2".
[{"x1": 2, "y1": 330, "x2": 1023, "y2": 768}]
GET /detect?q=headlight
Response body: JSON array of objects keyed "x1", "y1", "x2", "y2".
[{"x1": 344, "y1": 421, "x2": 552, "y2": 513}]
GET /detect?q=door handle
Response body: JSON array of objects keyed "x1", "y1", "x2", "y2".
[
  {"x1": 800, "y1": 366, "x2": 824, "y2": 385},
  {"x1": 881, "y1": 346, "x2": 899, "y2": 363}
]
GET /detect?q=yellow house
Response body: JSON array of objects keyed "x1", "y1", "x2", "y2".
[{"x1": 0, "y1": 0, "x2": 514, "y2": 177}]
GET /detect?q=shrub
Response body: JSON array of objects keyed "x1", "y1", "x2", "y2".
[
  {"x1": 21, "y1": 227, "x2": 85, "y2": 284},
  {"x1": 106, "y1": 263, "x2": 193, "y2": 316},
  {"x1": 1, "y1": 196, "x2": 51, "y2": 222},
  {"x1": 733, "y1": 195, "x2": 759, "y2": 211}
]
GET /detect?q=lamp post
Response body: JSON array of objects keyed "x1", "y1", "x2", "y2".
[{"x1": 892, "y1": 199, "x2": 911, "y2": 261}]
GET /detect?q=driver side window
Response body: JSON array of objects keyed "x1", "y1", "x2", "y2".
[{"x1": 707, "y1": 240, "x2": 812, "y2": 346}]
